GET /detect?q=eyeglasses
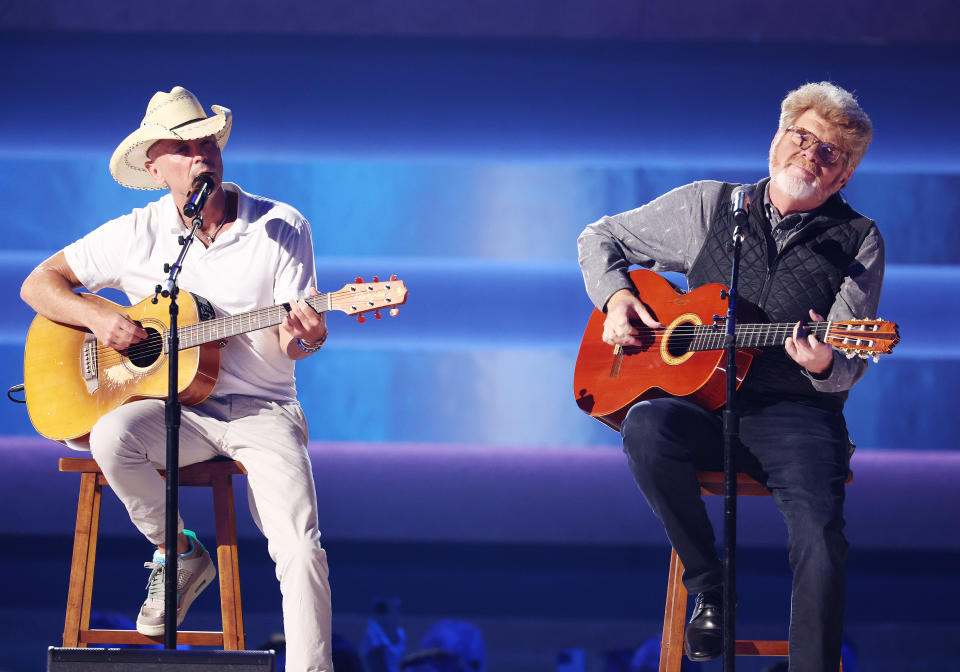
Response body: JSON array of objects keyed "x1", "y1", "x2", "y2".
[{"x1": 785, "y1": 126, "x2": 845, "y2": 166}]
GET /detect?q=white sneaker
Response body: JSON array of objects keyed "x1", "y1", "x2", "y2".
[{"x1": 136, "y1": 530, "x2": 216, "y2": 636}]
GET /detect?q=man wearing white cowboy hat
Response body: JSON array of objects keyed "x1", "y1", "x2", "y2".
[{"x1": 21, "y1": 86, "x2": 334, "y2": 672}]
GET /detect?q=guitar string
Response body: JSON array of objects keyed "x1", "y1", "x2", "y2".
[
  {"x1": 90, "y1": 297, "x2": 333, "y2": 367},
  {"x1": 611, "y1": 322, "x2": 892, "y2": 353},
  {"x1": 616, "y1": 325, "x2": 829, "y2": 351},
  {"x1": 89, "y1": 287, "x2": 393, "y2": 367},
  {"x1": 95, "y1": 319, "x2": 885, "y2": 361},
  {"x1": 94, "y1": 321, "x2": 884, "y2": 363},
  {"x1": 90, "y1": 295, "x2": 333, "y2": 367},
  {"x1": 90, "y1": 319, "x2": 886, "y2": 370}
]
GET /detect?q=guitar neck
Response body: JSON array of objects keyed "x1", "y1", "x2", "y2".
[
  {"x1": 173, "y1": 293, "x2": 330, "y2": 350},
  {"x1": 690, "y1": 321, "x2": 829, "y2": 351}
]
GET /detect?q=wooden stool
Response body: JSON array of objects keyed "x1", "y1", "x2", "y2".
[
  {"x1": 659, "y1": 470, "x2": 850, "y2": 671},
  {"x1": 59, "y1": 456, "x2": 247, "y2": 649}
]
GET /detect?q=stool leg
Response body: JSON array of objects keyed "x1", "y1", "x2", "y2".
[
  {"x1": 212, "y1": 473, "x2": 244, "y2": 650},
  {"x1": 79, "y1": 478, "x2": 103, "y2": 643},
  {"x1": 660, "y1": 548, "x2": 687, "y2": 672},
  {"x1": 64, "y1": 473, "x2": 101, "y2": 648}
]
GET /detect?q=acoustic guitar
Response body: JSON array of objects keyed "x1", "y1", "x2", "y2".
[
  {"x1": 24, "y1": 277, "x2": 408, "y2": 442},
  {"x1": 574, "y1": 269, "x2": 898, "y2": 431}
]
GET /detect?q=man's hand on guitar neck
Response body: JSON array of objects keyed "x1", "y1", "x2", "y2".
[
  {"x1": 280, "y1": 288, "x2": 329, "y2": 360},
  {"x1": 602, "y1": 288, "x2": 662, "y2": 346},
  {"x1": 785, "y1": 308, "x2": 834, "y2": 377}
]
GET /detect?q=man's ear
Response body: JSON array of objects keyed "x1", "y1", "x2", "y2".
[
  {"x1": 144, "y1": 159, "x2": 167, "y2": 188},
  {"x1": 838, "y1": 165, "x2": 855, "y2": 190}
]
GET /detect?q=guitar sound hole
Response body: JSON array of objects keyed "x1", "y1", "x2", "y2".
[
  {"x1": 665, "y1": 323, "x2": 694, "y2": 358},
  {"x1": 127, "y1": 328, "x2": 163, "y2": 368}
]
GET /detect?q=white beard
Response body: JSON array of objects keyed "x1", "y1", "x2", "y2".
[
  {"x1": 767, "y1": 146, "x2": 834, "y2": 205},
  {"x1": 771, "y1": 167, "x2": 821, "y2": 201}
]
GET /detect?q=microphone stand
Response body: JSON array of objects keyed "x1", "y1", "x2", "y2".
[
  {"x1": 722, "y1": 195, "x2": 748, "y2": 671},
  {"x1": 152, "y1": 213, "x2": 203, "y2": 649}
]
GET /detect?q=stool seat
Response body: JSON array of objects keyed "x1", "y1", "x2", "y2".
[
  {"x1": 659, "y1": 470, "x2": 851, "y2": 671},
  {"x1": 59, "y1": 456, "x2": 247, "y2": 649}
]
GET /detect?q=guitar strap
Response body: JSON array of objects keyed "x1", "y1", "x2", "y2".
[{"x1": 193, "y1": 293, "x2": 217, "y2": 322}]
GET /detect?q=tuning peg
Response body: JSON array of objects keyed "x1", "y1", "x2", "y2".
[
  {"x1": 355, "y1": 276, "x2": 363, "y2": 284},
  {"x1": 357, "y1": 315, "x2": 366, "y2": 324},
  {"x1": 389, "y1": 308, "x2": 399, "y2": 317},
  {"x1": 372, "y1": 275, "x2": 379, "y2": 283},
  {"x1": 390, "y1": 274, "x2": 397, "y2": 281}
]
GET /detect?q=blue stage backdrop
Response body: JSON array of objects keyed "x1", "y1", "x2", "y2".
[{"x1": 2, "y1": 10, "x2": 959, "y2": 672}]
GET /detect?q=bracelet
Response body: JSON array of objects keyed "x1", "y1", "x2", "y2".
[
  {"x1": 296, "y1": 338, "x2": 322, "y2": 354},
  {"x1": 296, "y1": 332, "x2": 327, "y2": 354}
]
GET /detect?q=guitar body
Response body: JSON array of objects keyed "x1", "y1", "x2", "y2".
[
  {"x1": 24, "y1": 293, "x2": 221, "y2": 442},
  {"x1": 573, "y1": 269, "x2": 754, "y2": 431}
]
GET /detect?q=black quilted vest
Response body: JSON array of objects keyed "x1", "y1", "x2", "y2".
[{"x1": 686, "y1": 178, "x2": 874, "y2": 410}]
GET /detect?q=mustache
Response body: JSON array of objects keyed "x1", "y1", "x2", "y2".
[{"x1": 788, "y1": 157, "x2": 820, "y2": 177}]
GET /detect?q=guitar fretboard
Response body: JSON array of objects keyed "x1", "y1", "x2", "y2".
[
  {"x1": 169, "y1": 294, "x2": 329, "y2": 350},
  {"x1": 686, "y1": 321, "x2": 830, "y2": 352}
]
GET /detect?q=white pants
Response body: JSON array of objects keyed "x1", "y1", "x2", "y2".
[{"x1": 89, "y1": 395, "x2": 332, "y2": 672}]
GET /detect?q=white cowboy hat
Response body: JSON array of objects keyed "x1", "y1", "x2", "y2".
[{"x1": 109, "y1": 86, "x2": 232, "y2": 190}]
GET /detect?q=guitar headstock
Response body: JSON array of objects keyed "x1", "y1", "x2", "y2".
[
  {"x1": 824, "y1": 319, "x2": 900, "y2": 362},
  {"x1": 329, "y1": 275, "x2": 408, "y2": 321}
]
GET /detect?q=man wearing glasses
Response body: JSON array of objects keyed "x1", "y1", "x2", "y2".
[{"x1": 577, "y1": 82, "x2": 882, "y2": 671}]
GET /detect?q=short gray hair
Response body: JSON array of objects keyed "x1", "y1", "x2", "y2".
[{"x1": 778, "y1": 82, "x2": 873, "y2": 169}]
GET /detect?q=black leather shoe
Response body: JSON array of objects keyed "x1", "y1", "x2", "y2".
[{"x1": 684, "y1": 587, "x2": 723, "y2": 661}]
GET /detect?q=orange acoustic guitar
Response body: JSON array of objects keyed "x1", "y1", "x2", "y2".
[
  {"x1": 574, "y1": 269, "x2": 899, "y2": 431},
  {"x1": 24, "y1": 277, "x2": 408, "y2": 442}
]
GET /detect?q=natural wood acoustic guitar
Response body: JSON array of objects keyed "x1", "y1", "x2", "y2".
[{"x1": 24, "y1": 277, "x2": 408, "y2": 442}]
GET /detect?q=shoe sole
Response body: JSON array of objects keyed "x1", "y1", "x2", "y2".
[
  {"x1": 684, "y1": 643, "x2": 723, "y2": 662},
  {"x1": 136, "y1": 558, "x2": 217, "y2": 636}
]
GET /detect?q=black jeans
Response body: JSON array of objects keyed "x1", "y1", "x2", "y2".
[{"x1": 621, "y1": 396, "x2": 850, "y2": 672}]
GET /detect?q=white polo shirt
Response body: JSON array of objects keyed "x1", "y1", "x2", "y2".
[{"x1": 63, "y1": 182, "x2": 317, "y2": 402}]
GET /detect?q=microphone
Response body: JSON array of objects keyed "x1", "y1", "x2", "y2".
[
  {"x1": 182, "y1": 174, "x2": 215, "y2": 218},
  {"x1": 731, "y1": 185, "x2": 752, "y2": 220},
  {"x1": 731, "y1": 185, "x2": 751, "y2": 244}
]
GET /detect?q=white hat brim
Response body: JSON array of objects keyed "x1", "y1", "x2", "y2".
[{"x1": 109, "y1": 104, "x2": 232, "y2": 190}]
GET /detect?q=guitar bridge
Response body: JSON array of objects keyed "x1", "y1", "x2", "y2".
[
  {"x1": 610, "y1": 344, "x2": 624, "y2": 378},
  {"x1": 81, "y1": 333, "x2": 100, "y2": 394}
]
